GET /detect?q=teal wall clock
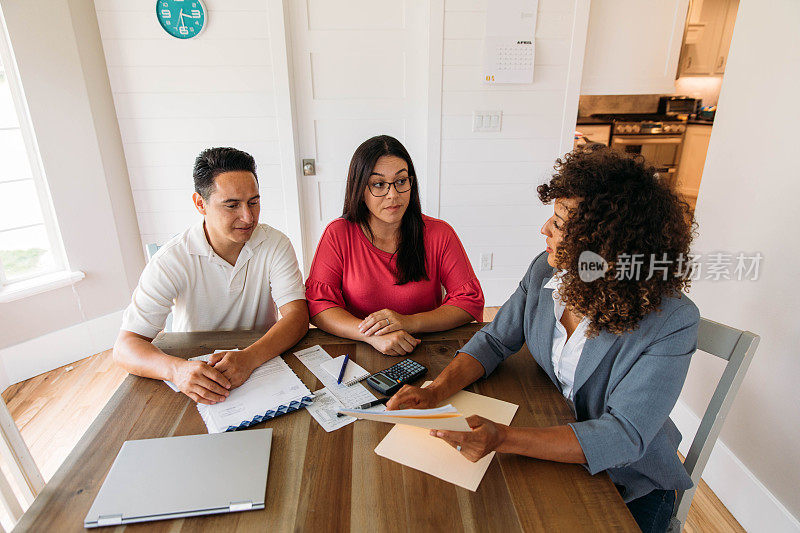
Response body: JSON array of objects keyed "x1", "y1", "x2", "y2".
[{"x1": 156, "y1": 0, "x2": 207, "y2": 39}]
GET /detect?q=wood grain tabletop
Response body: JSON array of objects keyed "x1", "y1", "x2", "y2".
[{"x1": 15, "y1": 324, "x2": 637, "y2": 532}]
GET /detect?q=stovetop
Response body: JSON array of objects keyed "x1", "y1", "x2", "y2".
[
  {"x1": 591, "y1": 113, "x2": 687, "y2": 135},
  {"x1": 590, "y1": 113, "x2": 685, "y2": 123}
]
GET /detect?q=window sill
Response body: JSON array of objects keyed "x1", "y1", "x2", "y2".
[{"x1": 0, "y1": 270, "x2": 85, "y2": 303}]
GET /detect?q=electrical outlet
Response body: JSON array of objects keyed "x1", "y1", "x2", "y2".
[
  {"x1": 472, "y1": 111, "x2": 502, "y2": 132},
  {"x1": 480, "y1": 252, "x2": 493, "y2": 271}
]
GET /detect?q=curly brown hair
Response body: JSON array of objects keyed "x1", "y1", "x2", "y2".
[{"x1": 537, "y1": 144, "x2": 697, "y2": 336}]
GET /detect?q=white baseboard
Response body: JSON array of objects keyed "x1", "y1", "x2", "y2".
[
  {"x1": 671, "y1": 399, "x2": 800, "y2": 533},
  {"x1": 0, "y1": 309, "x2": 123, "y2": 390}
]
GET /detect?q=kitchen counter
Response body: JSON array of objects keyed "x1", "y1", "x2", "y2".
[{"x1": 578, "y1": 115, "x2": 714, "y2": 126}]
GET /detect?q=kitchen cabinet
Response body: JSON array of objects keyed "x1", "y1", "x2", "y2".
[
  {"x1": 676, "y1": 123, "x2": 712, "y2": 210},
  {"x1": 678, "y1": 0, "x2": 739, "y2": 76},
  {"x1": 580, "y1": 0, "x2": 689, "y2": 95},
  {"x1": 713, "y1": 0, "x2": 738, "y2": 74}
]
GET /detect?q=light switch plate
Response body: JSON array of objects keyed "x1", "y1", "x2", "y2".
[
  {"x1": 480, "y1": 253, "x2": 493, "y2": 271},
  {"x1": 472, "y1": 111, "x2": 502, "y2": 133}
]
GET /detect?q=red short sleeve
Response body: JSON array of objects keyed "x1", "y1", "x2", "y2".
[
  {"x1": 305, "y1": 221, "x2": 347, "y2": 318},
  {"x1": 442, "y1": 278, "x2": 485, "y2": 322}
]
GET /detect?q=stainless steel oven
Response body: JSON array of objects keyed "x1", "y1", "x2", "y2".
[
  {"x1": 610, "y1": 133, "x2": 684, "y2": 185},
  {"x1": 592, "y1": 114, "x2": 687, "y2": 188}
]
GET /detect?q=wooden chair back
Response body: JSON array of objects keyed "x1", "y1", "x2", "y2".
[{"x1": 668, "y1": 317, "x2": 760, "y2": 531}]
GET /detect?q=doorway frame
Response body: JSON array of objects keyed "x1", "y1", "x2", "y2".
[
  {"x1": 266, "y1": 0, "x2": 591, "y2": 273},
  {"x1": 266, "y1": 0, "x2": 306, "y2": 273}
]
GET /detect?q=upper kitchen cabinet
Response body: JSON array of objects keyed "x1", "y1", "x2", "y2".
[
  {"x1": 580, "y1": 0, "x2": 690, "y2": 95},
  {"x1": 678, "y1": 0, "x2": 739, "y2": 76}
]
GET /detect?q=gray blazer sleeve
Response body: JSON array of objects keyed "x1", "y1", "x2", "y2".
[
  {"x1": 568, "y1": 301, "x2": 700, "y2": 475},
  {"x1": 458, "y1": 253, "x2": 545, "y2": 377}
]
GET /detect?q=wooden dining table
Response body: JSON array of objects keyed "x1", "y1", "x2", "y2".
[{"x1": 15, "y1": 323, "x2": 637, "y2": 532}]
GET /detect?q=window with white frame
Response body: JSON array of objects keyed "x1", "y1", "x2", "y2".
[{"x1": 0, "y1": 22, "x2": 67, "y2": 289}]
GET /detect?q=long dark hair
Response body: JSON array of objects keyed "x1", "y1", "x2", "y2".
[{"x1": 342, "y1": 135, "x2": 427, "y2": 285}]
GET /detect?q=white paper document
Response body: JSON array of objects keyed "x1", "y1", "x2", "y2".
[
  {"x1": 194, "y1": 355, "x2": 311, "y2": 433},
  {"x1": 320, "y1": 355, "x2": 370, "y2": 386},
  {"x1": 294, "y1": 345, "x2": 377, "y2": 408},
  {"x1": 338, "y1": 404, "x2": 472, "y2": 431},
  {"x1": 374, "y1": 382, "x2": 518, "y2": 491},
  {"x1": 306, "y1": 387, "x2": 387, "y2": 433}
]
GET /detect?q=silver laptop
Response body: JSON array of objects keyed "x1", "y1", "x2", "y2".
[{"x1": 84, "y1": 428, "x2": 272, "y2": 528}]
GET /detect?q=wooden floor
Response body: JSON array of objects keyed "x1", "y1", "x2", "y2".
[
  {"x1": 1, "y1": 349, "x2": 127, "y2": 481},
  {"x1": 1, "y1": 308, "x2": 744, "y2": 532}
]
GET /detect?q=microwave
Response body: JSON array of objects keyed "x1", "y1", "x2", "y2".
[{"x1": 658, "y1": 96, "x2": 701, "y2": 116}]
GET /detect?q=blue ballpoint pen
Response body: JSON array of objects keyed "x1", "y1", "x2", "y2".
[{"x1": 336, "y1": 354, "x2": 350, "y2": 385}]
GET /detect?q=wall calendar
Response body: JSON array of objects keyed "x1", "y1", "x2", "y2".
[{"x1": 482, "y1": 0, "x2": 538, "y2": 84}]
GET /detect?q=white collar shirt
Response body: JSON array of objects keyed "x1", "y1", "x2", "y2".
[
  {"x1": 121, "y1": 221, "x2": 306, "y2": 338},
  {"x1": 544, "y1": 271, "x2": 591, "y2": 401}
]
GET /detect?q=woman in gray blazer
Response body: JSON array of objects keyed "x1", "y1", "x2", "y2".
[{"x1": 387, "y1": 145, "x2": 700, "y2": 533}]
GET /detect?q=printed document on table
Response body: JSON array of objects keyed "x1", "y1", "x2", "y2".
[
  {"x1": 306, "y1": 387, "x2": 387, "y2": 433},
  {"x1": 294, "y1": 345, "x2": 377, "y2": 408},
  {"x1": 338, "y1": 404, "x2": 472, "y2": 431},
  {"x1": 197, "y1": 355, "x2": 311, "y2": 433}
]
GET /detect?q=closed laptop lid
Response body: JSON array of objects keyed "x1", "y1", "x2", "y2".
[{"x1": 84, "y1": 428, "x2": 272, "y2": 527}]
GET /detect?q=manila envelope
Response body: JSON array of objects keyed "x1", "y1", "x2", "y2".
[{"x1": 374, "y1": 382, "x2": 518, "y2": 491}]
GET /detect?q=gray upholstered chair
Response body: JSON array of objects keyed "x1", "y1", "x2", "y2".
[{"x1": 668, "y1": 318, "x2": 760, "y2": 532}]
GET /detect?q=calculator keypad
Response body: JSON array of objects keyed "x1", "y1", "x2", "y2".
[
  {"x1": 367, "y1": 359, "x2": 428, "y2": 396},
  {"x1": 383, "y1": 359, "x2": 424, "y2": 382},
  {"x1": 367, "y1": 359, "x2": 427, "y2": 395}
]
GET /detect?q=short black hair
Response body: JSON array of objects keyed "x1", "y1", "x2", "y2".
[{"x1": 193, "y1": 147, "x2": 258, "y2": 199}]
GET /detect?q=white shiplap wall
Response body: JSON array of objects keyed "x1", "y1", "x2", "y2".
[
  {"x1": 94, "y1": 0, "x2": 286, "y2": 248},
  {"x1": 439, "y1": 0, "x2": 579, "y2": 304},
  {"x1": 93, "y1": 0, "x2": 582, "y2": 306}
]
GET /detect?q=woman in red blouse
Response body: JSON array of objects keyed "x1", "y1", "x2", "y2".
[{"x1": 306, "y1": 135, "x2": 484, "y2": 356}]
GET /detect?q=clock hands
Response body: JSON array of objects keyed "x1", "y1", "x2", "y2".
[{"x1": 160, "y1": 3, "x2": 202, "y2": 38}]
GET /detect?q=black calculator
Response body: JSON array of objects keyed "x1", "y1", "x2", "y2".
[{"x1": 366, "y1": 358, "x2": 428, "y2": 396}]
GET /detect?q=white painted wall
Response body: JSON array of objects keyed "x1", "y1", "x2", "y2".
[
  {"x1": 93, "y1": 0, "x2": 588, "y2": 307},
  {"x1": 677, "y1": 0, "x2": 800, "y2": 528},
  {"x1": 0, "y1": 0, "x2": 143, "y2": 387},
  {"x1": 438, "y1": 0, "x2": 587, "y2": 305},
  {"x1": 93, "y1": 0, "x2": 288, "y2": 249}
]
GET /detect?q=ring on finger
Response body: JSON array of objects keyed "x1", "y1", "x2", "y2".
[
  {"x1": 385, "y1": 318, "x2": 390, "y2": 326},
  {"x1": 456, "y1": 445, "x2": 462, "y2": 452}
]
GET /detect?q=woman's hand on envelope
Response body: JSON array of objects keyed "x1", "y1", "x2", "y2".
[{"x1": 431, "y1": 415, "x2": 508, "y2": 462}]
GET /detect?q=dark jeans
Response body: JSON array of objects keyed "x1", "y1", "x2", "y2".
[{"x1": 624, "y1": 488, "x2": 676, "y2": 533}]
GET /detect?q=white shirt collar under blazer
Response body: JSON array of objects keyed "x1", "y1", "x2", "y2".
[
  {"x1": 543, "y1": 271, "x2": 590, "y2": 401},
  {"x1": 538, "y1": 272, "x2": 621, "y2": 402}
]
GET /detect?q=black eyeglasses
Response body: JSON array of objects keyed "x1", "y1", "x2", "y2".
[{"x1": 368, "y1": 176, "x2": 414, "y2": 197}]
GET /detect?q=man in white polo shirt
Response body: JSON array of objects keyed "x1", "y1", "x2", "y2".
[{"x1": 113, "y1": 147, "x2": 309, "y2": 405}]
